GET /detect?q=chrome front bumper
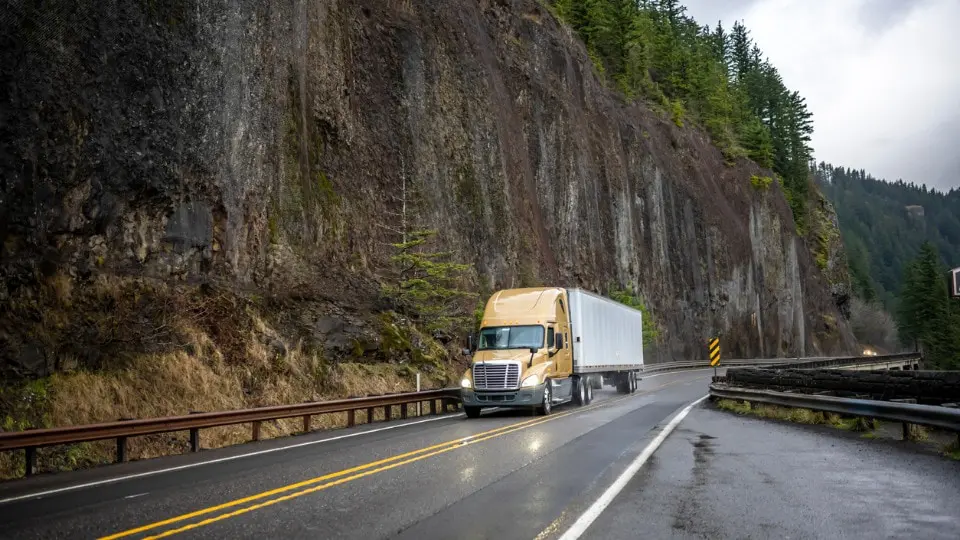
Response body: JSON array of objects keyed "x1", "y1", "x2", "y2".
[{"x1": 460, "y1": 382, "x2": 546, "y2": 408}]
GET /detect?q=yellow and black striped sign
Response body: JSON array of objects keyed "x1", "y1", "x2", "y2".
[{"x1": 709, "y1": 338, "x2": 721, "y2": 366}]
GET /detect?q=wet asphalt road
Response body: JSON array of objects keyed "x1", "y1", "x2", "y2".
[
  {"x1": 0, "y1": 370, "x2": 711, "y2": 539},
  {"x1": 583, "y1": 403, "x2": 960, "y2": 540},
  {"x1": 2, "y1": 367, "x2": 958, "y2": 540}
]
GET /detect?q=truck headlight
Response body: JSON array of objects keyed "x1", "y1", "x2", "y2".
[
  {"x1": 461, "y1": 378, "x2": 472, "y2": 389},
  {"x1": 521, "y1": 374, "x2": 539, "y2": 388}
]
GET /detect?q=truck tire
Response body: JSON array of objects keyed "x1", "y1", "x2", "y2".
[
  {"x1": 537, "y1": 381, "x2": 552, "y2": 416},
  {"x1": 464, "y1": 406, "x2": 482, "y2": 418},
  {"x1": 590, "y1": 375, "x2": 602, "y2": 390},
  {"x1": 572, "y1": 377, "x2": 586, "y2": 406},
  {"x1": 629, "y1": 371, "x2": 638, "y2": 393},
  {"x1": 616, "y1": 373, "x2": 630, "y2": 394},
  {"x1": 584, "y1": 379, "x2": 594, "y2": 404}
]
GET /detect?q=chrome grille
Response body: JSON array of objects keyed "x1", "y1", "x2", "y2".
[{"x1": 472, "y1": 362, "x2": 521, "y2": 390}]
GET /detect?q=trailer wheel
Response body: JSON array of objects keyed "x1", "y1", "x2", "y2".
[
  {"x1": 537, "y1": 381, "x2": 552, "y2": 416},
  {"x1": 464, "y1": 406, "x2": 482, "y2": 419},
  {"x1": 629, "y1": 371, "x2": 638, "y2": 393},
  {"x1": 573, "y1": 377, "x2": 586, "y2": 406},
  {"x1": 616, "y1": 373, "x2": 630, "y2": 394},
  {"x1": 584, "y1": 379, "x2": 593, "y2": 404},
  {"x1": 590, "y1": 376, "x2": 602, "y2": 390}
]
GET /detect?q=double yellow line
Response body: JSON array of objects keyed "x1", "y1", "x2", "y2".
[{"x1": 100, "y1": 395, "x2": 631, "y2": 539}]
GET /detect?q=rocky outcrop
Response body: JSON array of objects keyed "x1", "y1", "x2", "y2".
[
  {"x1": 805, "y1": 191, "x2": 852, "y2": 322},
  {"x1": 0, "y1": 0, "x2": 858, "y2": 379}
]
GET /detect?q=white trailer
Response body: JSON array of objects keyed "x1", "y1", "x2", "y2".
[{"x1": 569, "y1": 288, "x2": 645, "y2": 375}]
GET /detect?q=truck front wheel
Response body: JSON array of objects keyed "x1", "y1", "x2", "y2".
[
  {"x1": 537, "y1": 381, "x2": 552, "y2": 416},
  {"x1": 464, "y1": 406, "x2": 482, "y2": 419}
]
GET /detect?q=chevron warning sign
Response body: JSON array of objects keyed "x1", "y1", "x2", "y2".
[{"x1": 709, "y1": 338, "x2": 721, "y2": 367}]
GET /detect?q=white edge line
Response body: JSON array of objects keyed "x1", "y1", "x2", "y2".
[
  {"x1": 556, "y1": 394, "x2": 709, "y2": 540},
  {"x1": 0, "y1": 412, "x2": 464, "y2": 506}
]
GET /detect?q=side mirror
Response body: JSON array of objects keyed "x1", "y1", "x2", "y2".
[
  {"x1": 467, "y1": 333, "x2": 475, "y2": 352},
  {"x1": 556, "y1": 334, "x2": 564, "y2": 349},
  {"x1": 529, "y1": 347, "x2": 539, "y2": 354}
]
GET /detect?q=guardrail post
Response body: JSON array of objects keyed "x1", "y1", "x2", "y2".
[
  {"x1": 188, "y1": 411, "x2": 202, "y2": 452},
  {"x1": 401, "y1": 403, "x2": 408, "y2": 420},
  {"x1": 189, "y1": 428, "x2": 200, "y2": 452},
  {"x1": 366, "y1": 407, "x2": 374, "y2": 423},
  {"x1": 384, "y1": 406, "x2": 392, "y2": 421},
  {"x1": 347, "y1": 409, "x2": 355, "y2": 427},
  {"x1": 891, "y1": 399, "x2": 918, "y2": 440},
  {"x1": 251, "y1": 421, "x2": 261, "y2": 442},
  {"x1": 302, "y1": 414, "x2": 311, "y2": 434},
  {"x1": 425, "y1": 400, "x2": 433, "y2": 415},
  {"x1": 117, "y1": 436, "x2": 128, "y2": 463},
  {"x1": 24, "y1": 447, "x2": 36, "y2": 477}
]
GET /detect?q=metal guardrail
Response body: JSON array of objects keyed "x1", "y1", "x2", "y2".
[
  {"x1": 709, "y1": 385, "x2": 960, "y2": 433},
  {"x1": 641, "y1": 358, "x2": 797, "y2": 373},
  {"x1": 0, "y1": 388, "x2": 462, "y2": 477},
  {"x1": 642, "y1": 353, "x2": 920, "y2": 374},
  {"x1": 769, "y1": 352, "x2": 921, "y2": 370}
]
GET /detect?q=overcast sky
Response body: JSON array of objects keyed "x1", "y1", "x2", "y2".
[{"x1": 682, "y1": 0, "x2": 960, "y2": 192}]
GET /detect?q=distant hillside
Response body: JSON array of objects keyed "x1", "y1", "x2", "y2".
[{"x1": 814, "y1": 162, "x2": 960, "y2": 307}]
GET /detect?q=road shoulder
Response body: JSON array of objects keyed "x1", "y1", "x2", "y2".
[{"x1": 583, "y1": 401, "x2": 960, "y2": 540}]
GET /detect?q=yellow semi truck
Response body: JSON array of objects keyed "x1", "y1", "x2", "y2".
[{"x1": 460, "y1": 287, "x2": 644, "y2": 418}]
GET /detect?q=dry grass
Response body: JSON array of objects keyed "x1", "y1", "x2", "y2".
[
  {"x1": 824, "y1": 412, "x2": 877, "y2": 432},
  {"x1": 716, "y1": 399, "x2": 825, "y2": 425},
  {"x1": 45, "y1": 271, "x2": 74, "y2": 307},
  {"x1": 715, "y1": 399, "x2": 874, "y2": 431}
]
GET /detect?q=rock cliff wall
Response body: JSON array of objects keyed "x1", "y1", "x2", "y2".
[{"x1": 0, "y1": 0, "x2": 858, "y2": 380}]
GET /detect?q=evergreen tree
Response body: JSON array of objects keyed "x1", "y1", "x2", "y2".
[
  {"x1": 728, "y1": 21, "x2": 753, "y2": 81},
  {"x1": 382, "y1": 229, "x2": 478, "y2": 339},
  {"x1": 896, "y1": 242, "x2": 959, "y2": 369},
  {"x1": 709, "y1": 21, "x2": 729, "y2": 69}
]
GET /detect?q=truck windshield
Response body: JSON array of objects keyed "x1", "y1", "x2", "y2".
[{"x1": 477, "y1": 325, "x2": 544, "y2": 350}]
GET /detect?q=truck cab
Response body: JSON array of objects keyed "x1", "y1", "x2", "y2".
[{"x1": 460, "y1": 287, "x2": 585, "y2": 418}]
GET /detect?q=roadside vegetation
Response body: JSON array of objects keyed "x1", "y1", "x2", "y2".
[{"x1": 715, "y1": 398, "x2": 959, "y2": 461}]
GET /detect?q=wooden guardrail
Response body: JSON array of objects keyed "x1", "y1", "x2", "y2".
[{"x1": 0, "y1": 388, "x2": 462, "y2": 478}]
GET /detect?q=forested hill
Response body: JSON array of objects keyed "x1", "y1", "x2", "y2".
[
  {"x1": 814, "y1": 162, "x2": 960, "y2": 307},
  {"x1": 548, "y1": 0, "x2": 815, "y2": 228}
]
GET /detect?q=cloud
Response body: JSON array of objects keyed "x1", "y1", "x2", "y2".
[{"x1": 682, "y1": 0, "x2": 960, "y2": 191}]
